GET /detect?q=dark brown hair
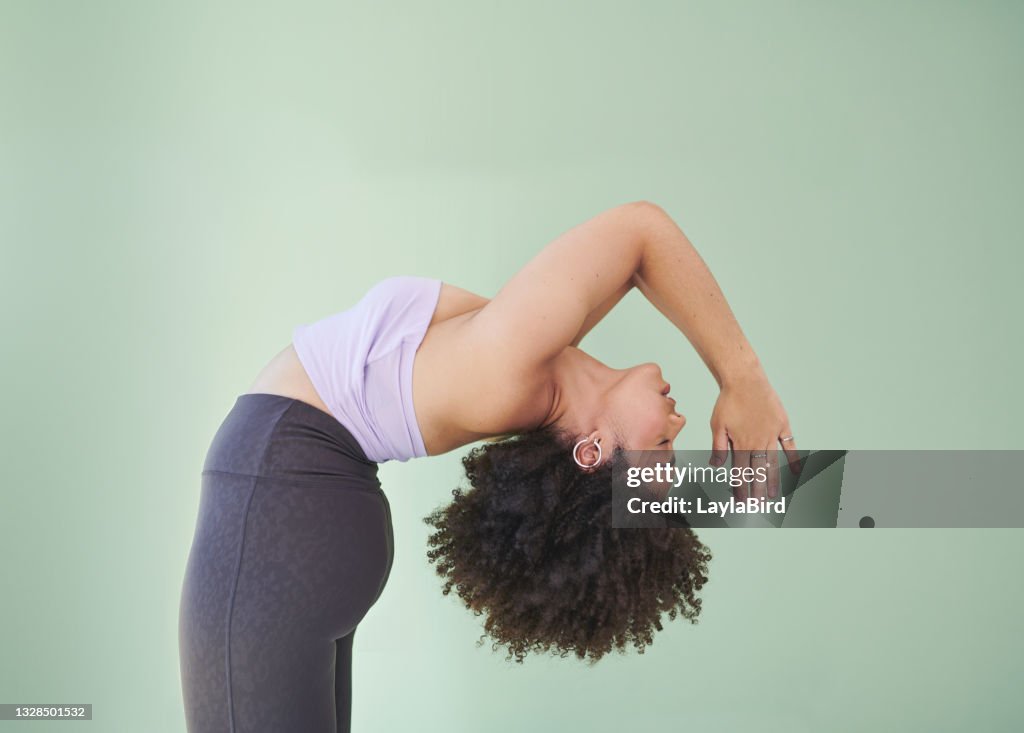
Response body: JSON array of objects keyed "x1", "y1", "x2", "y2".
[{"x1": 424, "y1": 424, "x2": 712, "y2": 663}]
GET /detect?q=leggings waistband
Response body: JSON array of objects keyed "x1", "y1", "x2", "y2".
[{"x1": 202, "y1": 393, "x2": 380, "y2": 487}]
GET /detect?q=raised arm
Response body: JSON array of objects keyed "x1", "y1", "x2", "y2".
[
  {"x1": 463, "y1": 201, "x2": 651, "y2": 369},
  {"x1": 462, "y1": 200, "x2": 798, "y2": 494},
  {"x1": 466, "y1": 199, "x2": 760, "y2": 381}
]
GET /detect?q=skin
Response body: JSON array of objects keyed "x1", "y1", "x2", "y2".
[{"x1": 251, "y1": 201, "x2": 798, "y2": 499}]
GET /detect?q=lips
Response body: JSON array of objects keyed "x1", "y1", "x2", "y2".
[{"x1": 661, "y1": 382, "x2": 671, "y2": 396}]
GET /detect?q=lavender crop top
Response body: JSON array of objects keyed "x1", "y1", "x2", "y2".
[{"x1": 291, "y1": 276, "x2": 443, "y2": 463}]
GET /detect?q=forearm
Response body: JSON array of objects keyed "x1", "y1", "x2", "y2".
[{"x1": 632, "y1": 205, "x2": 763, "y2": 388}]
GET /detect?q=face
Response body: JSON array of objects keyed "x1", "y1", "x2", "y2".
[{"x1": 603, "y1": 362, "x2": 686, "y2": 452}]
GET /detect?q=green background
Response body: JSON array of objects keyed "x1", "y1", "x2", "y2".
[{"x1": 2, "y1": 1, "x2": 1022, "y2": 731}]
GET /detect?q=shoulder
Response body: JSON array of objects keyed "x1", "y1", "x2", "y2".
[{"x1": 415, "y1": 314, "x2": 555, "y2": 446}]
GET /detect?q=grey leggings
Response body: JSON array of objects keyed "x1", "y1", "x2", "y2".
[{"x1": 178, "y1": 393, "x2": 394, "y2": 733}]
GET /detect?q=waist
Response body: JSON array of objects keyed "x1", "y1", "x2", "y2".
[{"x1": 202, "y1": 393, "x2": 381, "y2": 488}]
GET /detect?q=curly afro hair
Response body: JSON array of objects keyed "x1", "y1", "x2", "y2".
[{"x1": 423, "y1": 424, "x2": 712, "y2": 664}]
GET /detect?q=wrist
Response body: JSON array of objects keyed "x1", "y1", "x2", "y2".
[{"x1": 714, "y1": 355, "x2": 765, "y2": 389}]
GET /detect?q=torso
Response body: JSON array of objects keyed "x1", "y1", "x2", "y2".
[{"x1": 244, "y1": 283, "x2": 554, "y2": 457}]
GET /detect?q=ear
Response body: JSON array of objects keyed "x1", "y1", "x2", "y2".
[{"x1": 573, "y1": 430, "x2": 604, "y2": 471}]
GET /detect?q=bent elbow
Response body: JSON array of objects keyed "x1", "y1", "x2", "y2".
[{"x1": 626, "y1": 199, "x2": 667, "y2": 217}]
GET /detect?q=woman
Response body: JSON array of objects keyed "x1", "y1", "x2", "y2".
[{"x1": 178, "y1": 200, "x2": 797, "y2": 733}]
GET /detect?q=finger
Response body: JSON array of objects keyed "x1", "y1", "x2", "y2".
[
  {"x1": 750, "y1": 445, "x2": 769, "y2": 500},
  {"x1": 779, "y1": 427, "x2": 801, "y2": 476},
  {"x1": 767, "y1": 445, "x2": 780, "y2": 499},
  {"x1": 710, "y1": 424, "x2": 729, "y2": 468},
  {"x1": 733, "y1": 445, "x2": 750, "y2": 500}
]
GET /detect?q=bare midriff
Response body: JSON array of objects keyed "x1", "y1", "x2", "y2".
[{"x1": 244, "y1": 343, "x2": 334, "y2": 418}]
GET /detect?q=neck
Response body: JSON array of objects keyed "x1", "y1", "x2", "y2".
[{"x1": 539, "y1": 347, "x2": 617, "y2": 436}]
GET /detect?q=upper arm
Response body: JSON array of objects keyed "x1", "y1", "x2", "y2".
[
  {"x1": 434, "y1": 279, "x2": 633, "y2": 347},
  {"x1": 461, "y1": 201, "x2": 656, "y2": 376},
  {"x1": 569, "y1": 280, "x2": 634, "y2": 347}
]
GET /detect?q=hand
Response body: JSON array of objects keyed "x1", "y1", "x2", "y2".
[{"x1": 709, "y1": 368, "x2": 800, "y2": 500}]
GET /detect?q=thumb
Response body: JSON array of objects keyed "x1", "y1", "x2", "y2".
[{"x1": 710, "y1": 424, "x2": 730, "y2": 467}]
